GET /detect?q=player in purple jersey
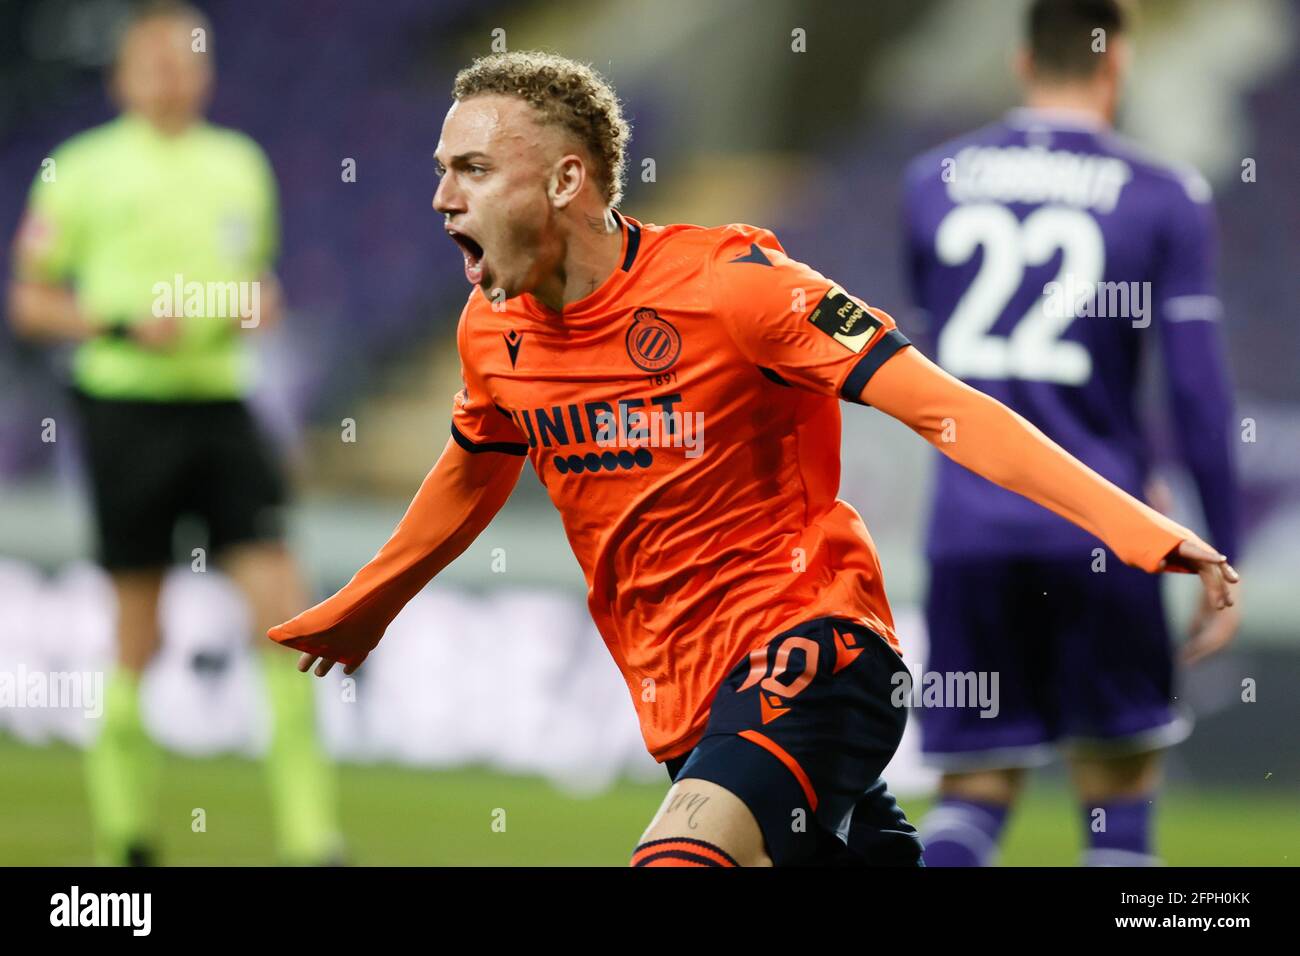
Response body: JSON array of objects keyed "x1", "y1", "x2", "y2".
[{"x1": 901, "y1": 0, "x2": 1240, "y2": 865}]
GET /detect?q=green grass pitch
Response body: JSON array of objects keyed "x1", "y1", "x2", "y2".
[{"x1": 0, "y1": 735, "x2": 1292, "y2": 866}]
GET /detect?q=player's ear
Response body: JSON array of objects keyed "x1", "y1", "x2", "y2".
[{"x1": 549, "y1": 154, "x2": 586, "y2": 210}]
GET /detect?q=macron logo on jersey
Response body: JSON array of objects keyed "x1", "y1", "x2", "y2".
[
  {"x1": 728, "y1": 242, "x2": 773, "y2": 266},
  {"x1": 503, "y1": 330, "x2": 522, "y2": 368}
]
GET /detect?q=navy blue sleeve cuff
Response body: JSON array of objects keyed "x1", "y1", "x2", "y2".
[
  {"x1": 840, "y1": 329, "x2": 911, "y2": 403},
  {"x1": 450, "y1": 424, "x2": 528, "y2": 456}
]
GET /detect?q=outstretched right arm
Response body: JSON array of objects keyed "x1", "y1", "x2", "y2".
[{"x1": 269, "y1": 435, "x2": 523, "y2": 674}]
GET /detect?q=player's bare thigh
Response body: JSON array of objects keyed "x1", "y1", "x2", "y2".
[{"x1": 637, "y1": 778, "x2": 772, "y2": 867}]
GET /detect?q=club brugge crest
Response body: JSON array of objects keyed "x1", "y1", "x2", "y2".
[{"x1": 625, "y1": 308, "x2": 681, "y2": 372}]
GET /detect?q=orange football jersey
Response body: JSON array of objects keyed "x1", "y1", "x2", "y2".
[{"x1": 452, "y1": 212, "x2": 911, "y2": 761}]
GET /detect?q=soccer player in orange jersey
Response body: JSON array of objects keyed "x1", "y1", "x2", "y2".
[{"x1": 268, "y1": 52, "x2": 1238, "y2": 867}]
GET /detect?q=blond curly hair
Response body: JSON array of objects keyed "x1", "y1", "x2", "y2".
[{"x1": 453, "y1": 51, "x2": 631, "y2": 208}]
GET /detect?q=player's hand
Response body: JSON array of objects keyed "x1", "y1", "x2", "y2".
[
  {"x1": 296, "y1": 652, "x2": 363, "y2": 678},
  {"x1": 267, "y1": 602, "x2": 382, "y2": 671},
  {"x1": 129, "y1": 313, "x2": 182, "y2": 350},
  {"x1": 1158, "y1": 539, "x2": 1239, "y2": 661},
  {"x1": 1182, "y1": 589, "x2": 1242, "y2": 665}
]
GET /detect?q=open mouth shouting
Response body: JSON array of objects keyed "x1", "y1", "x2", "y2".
[{"x1": 446, "y1": 227, "x2": 485, "y2": 285}]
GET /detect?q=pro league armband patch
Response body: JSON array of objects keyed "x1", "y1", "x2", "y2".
[{"x1": 808, "y1": 286, "x2": 882, "y2": 353}]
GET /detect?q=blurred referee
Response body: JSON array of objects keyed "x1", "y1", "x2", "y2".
[{"x1": 7, "y1": 1, "x2": 340, "y2": 865}]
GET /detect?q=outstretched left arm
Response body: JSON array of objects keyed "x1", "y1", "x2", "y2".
[{"x1": 861, "y1": 345, "x2": 1239, "y2": 609}]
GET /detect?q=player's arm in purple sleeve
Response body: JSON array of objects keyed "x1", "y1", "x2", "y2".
[{"x1": 1153, "y1": 179, "x2": 1240, "y2": 563}]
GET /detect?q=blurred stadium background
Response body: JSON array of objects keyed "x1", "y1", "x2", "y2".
[{"x1": 0, "y1": 0, "x2": 1296, "y2": 864}]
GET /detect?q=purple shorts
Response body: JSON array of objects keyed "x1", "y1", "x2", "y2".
[{"x1": 919, "y1": 553, "x2": 1191, "y2": 770}]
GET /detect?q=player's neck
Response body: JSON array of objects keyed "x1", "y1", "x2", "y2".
[
  {"x1": 1022, "y1": 86, "x2": 1114, "y2": 129},
  {"x1": 531, "y1": 209, "x2": 624, "y2": 314}
]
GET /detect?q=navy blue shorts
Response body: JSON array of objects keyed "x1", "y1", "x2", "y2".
[
  {"x1": 920, "y1": 554, "x2": 1190, "y2": 770},
  {"x1": 665, "y1": 617, "x2": 923, "y2": 866}
]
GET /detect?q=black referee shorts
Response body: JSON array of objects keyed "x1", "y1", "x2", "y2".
[{"x1": 71, "y1": 389, "x2": 289, "y2": 571}]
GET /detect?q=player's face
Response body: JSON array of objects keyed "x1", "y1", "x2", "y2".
[
  {"x1": 113, "y1": 16, "x2": 212, "y2": 130},
  {"x1": 433, "y1": 95, "x2": 564, "y2": 300}
]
